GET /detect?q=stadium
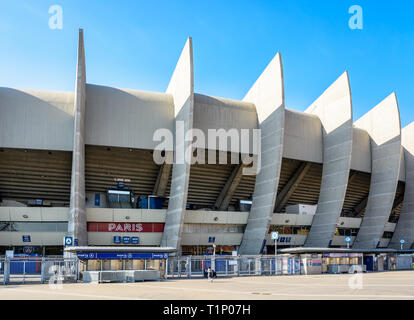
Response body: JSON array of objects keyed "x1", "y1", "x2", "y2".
[{"x1": 0, "y1": 29, "x2": 413, "y2": 261}]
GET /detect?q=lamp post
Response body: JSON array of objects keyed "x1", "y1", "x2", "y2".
[{"x1": 212, "y1": 243, "x2": 216, "y2": 271}]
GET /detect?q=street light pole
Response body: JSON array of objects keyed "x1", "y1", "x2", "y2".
[{"x1": 212, "y1": 243, "x2": 216, "y2": 271}]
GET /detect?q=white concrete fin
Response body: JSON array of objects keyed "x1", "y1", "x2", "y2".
[
  {"x1": 304, "y1": 71, "x2": 353, "y2": 247},
  {"x1": 389, "y1": 122, "x2": 414, "y2": 249},
  {"x1": 353, "y1": 92, "x2": 402, "y2": 249},
  {"x1": 354, "y1": 92, "x2": 401, "y2": 146},
  {"x1": 243, "y1": 53, "x2": 284, "y2": 123},
  {"x1": 166, "y1": 38, "x2": 194, "y2": 117},
  {"x1": 306, "y1": 71, "x2": 352, "y2": 134}
]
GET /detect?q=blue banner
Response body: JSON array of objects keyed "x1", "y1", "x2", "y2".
[{"x1": 76, "y1": 252, "x2": 169, "y2": 260}]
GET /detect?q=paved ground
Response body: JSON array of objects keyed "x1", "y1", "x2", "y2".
[{"x1": 1, "y1": 271, "x2": 414, "y2": 300}]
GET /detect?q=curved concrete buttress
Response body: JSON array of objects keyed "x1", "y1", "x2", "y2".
[
  {"x1": 161, "y1": 38, "x2": 194, "y2": 252},
  {"x1": 304, "y1": 72, "x2": 353, "y2": 247},
  {"x1": 353, "y1": 93, "x2": 402, "y2": 249},
  {"x1": 68, "y1": 29, "x2": 88, "y2": 246},
  {"x1": 239, "y1": 53, "x2": 285, "y2": 255},
  {"x1": 389, "y1": 122, "x2": 414, "y2": 249}
]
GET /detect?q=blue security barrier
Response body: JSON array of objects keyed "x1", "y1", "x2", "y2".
[
  {"x1": 215, "y1": 259, "x2": 226, "y2": 272},
  {"x1": 10, "y1": 261, "x2": 41, "y2": 274}
]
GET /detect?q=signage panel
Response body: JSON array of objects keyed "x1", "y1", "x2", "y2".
[
  {"x1": 87, "y1": 222, "x2": 164, "y2": 233},
  {"x1": 76, "y1": 252, "x2": 169, "y2": 260}
]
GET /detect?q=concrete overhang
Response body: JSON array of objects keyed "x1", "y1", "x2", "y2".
[{"x1": 64, "y1": 246, "x2": 177, "y2": 253}]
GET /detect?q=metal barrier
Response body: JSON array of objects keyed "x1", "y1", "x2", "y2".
[
  {"x1": 166, "y1": 255, "x2": 301, "y2": 278},
  {"x1": 1, "y1": 257, "x2": 78, "y2": 285},
  {"x1": 0, "y1": 258, "x2": 4, "y2": 284}
]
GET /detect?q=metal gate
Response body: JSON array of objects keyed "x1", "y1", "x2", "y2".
[
  {"x1": 2, "y1": 257, "x2": 78, "y2": 285},
  {"x1": 166, "y1": 255, "x2": 305, "y2": 278}
]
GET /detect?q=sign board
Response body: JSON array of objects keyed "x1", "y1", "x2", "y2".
[
  {"x1": 94, "y1": 193, "x2": 100, "y2": 206},
  {"x1": 344, "y1": 236, "x2": 352, "y2": 243},
  {"x1": 131, "y1": 237, "x2": 139, "y2": 244},
  {"x1": 113, "y1": 236, "x2": 121, "y2": 244},
  {"x1": 22, "y1": 235, "x2": 31, "y2": 243},
  {"x1": 400, "y1": 239, "x2": 406, "y2": 244},
  {"x1": 232, "y1": 251, "x2": 237, "y2": 257},
  {"x1": 77, "y1": 252, "x2": 169, "y2": 260},
  {"x1": 23, "y1": 247, "x2": 33, "y2": 255},
  {"x1": 64, "y1": 236, "x2": 73, "y2": 246},
  {"x1": 122, "y1": 236, "x2": 130, "y2": 244},
  {"x1": 271, "y1": 232, "x2": 279, "y2": 240},
  {"x1": 5, "y1": 250, "x2": 14, "y2": 258},
  {"x1": 87, "y1": 222, "x2": 163, "y2": 232}
]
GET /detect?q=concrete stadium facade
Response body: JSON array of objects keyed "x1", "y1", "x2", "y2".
[{"x1": 0, "y1": 30, "x2": 412, "y2": 256}]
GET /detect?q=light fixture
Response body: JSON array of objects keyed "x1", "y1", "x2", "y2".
[
  {"x1": 214, "y1": 217, "x2": 218, "y2": 221},
  {"x1": 22, "y1": 214, "x2": 28, "y2": 219},
  {"x1": 125, "y1": 216, "x2": 130, "y2": 220}
]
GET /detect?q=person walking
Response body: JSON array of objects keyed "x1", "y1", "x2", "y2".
[{"x1": 207, "y1": 267, "x2": 213, "y2": 283}]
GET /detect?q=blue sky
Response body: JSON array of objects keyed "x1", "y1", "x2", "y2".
[{"x1": 0, "y1": 0, "x2": 413, "y2": 126}]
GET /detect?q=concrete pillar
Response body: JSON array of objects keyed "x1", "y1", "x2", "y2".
[
  {"x1": 68, "y1": 29, "x2": 88, "y2": 247},
  {"x1": 215, "y1": 163, "x2": 245, "y2": 210},
  {"x1": 274, "y1": 162, "x2": 312, "y2": 212},
  {"x1": 161, "y1": 38, "x2": 194, "y2": 253},
  {"x1": 305, "y1": 72, "x2": 353, "y2": 247},
  {"x1": 153, "y1": 152, "x2": 173, "y2": 196},
  {"x1": 239, "y1": 53, "x2": 285, "y2": 255},
  {"x1": 389, "y1": 122, "x2": 414, "y2": 249},
  {"x1": 353, "y1": 197, "x2": 369, "y2": 217},
  {"x1": 353, "y1": 93, "x2": 401, "y2": 249}
]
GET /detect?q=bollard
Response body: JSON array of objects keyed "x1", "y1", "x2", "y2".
[
  {"x1": 187, "y1": 256, "x2": 191, "y2": 278},
  {"x1": 256, "y1": 257, "x2": 261, "y2": 276},
  {"x1": 3, "y1": 258, "x2": 9, "y2": 285},
  {"x1": 165, "y1": 258, "x2": 169, "y2": 279},
  {"x1": 75, "y1": 259, "x2": 79, "y2": 282},
  {"x1": 40, "y1": 257, "x2": 46, "y2": 284}
]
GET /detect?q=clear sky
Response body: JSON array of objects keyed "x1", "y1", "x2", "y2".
[{"x1": 0, "y1": 0, "x2": 413, "y2": 126}]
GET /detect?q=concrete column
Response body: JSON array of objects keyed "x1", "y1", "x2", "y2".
[
  {"x1": 304, "y1": 72, "x2": 353, "y2": 247},
  {"x1": 353, "y1": 93, "x2": 401, "y2": 249},
  {"x1": 215, "y1": 163, "x2": 245, "y2": 210},
  {"x1": 68, "y1": 29, "x2": 88, "y2": 247},
  {"x1": 274, "y1": 162, "x2": 312, "y2": 213},
  {"x1": 239, "y1": 53, "x2": 285, "y2": 255},
  {"x1": 389, "y1": 122, "x2": 414, "y2": 249},
  {"x1": 153, "y1": 152, "x2": 173, "y2": 196},
  {"x1": 353, "y1": 197, "x2": 369, "y2": 217},
  {"x1": 161, "y1": 38, "x2": 194, "y2": 253}
]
